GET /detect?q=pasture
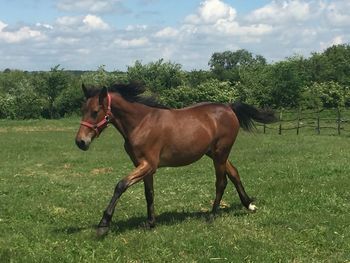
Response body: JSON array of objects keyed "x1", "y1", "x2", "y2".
[{"x1": 0, "y1": 118, "x2": 349, "y2": 262}]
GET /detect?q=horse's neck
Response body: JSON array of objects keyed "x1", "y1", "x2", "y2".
[{"x1": 110, "y1": 94, "x2": 151, "y2": 138}]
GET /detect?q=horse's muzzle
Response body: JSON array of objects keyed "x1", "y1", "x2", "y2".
[{"x1": 75, "y1": 139, "x2": 89, "y2": 151}]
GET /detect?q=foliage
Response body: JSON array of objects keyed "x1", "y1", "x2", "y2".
[
  {"x1": 39, "y1": 65, "x2": 71, "y2": 118},
  {"x1": 301, "y1": 81, "x2": 350, "y2": 108},
  {"x1": 159, "y1": 79, "x2": 237, "y2": 108},
  {"x1": 208, "y1": 49, "x2": 266, "y2": 82},
  {"x1": 54, "y1": 80, "x2": 84, "y2": 117},
  {"x1": 0, "y1": 71, "x2": 45, "y2": 119},
  {"x1": 81, "y1": 65, "x2": 127, "y2": 87},
  {"x1": 1, "y1": 44, "x2": 350, "y2": 119},
  {"x1": 127, "y1": 59, "x2": 184, "y2": 92},
  {"x1": 234, "y1": 64, "x2": 272, "y2": 107},
  {"x1": 308, "y1": 44, "x2": 350, "y2": 86}
]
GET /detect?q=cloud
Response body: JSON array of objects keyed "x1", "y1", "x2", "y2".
[
  {"x1": 114, "y1": 37, "x2": 150, "y2": 48},
  {"x1": 154, "y1": 27, "x2": 179, "y2": 39},
  {"x1": 326, "y1": 1, "x2": 350, "y2": 27},
  {"x1": 55, "y1": 14, "x2": 110, "y2": 32},
  {"x1": 248, "y1": 0, "x2": 312, "y2": 24},
  {"x1": 0, "y1": 20, "x2": 43, "y2": 43},
  {"x1": 1, "y1": 0, "x2": 350, "y2": 71},
  {"x1": 185, "y1": 0, "x2": 236, "y2": 25},
  {"x1": 182, "y1": 0, "x2": 272, "y2": 39},
  {"x1": 320, "y1": 35, "x2": 345, "y2": 50},
  {"x1": 83, "y1": 15, "x2": 109, "y2": 30},
  {"x1": 56, "y1": 0, "x2": 126, "y2": 13}
]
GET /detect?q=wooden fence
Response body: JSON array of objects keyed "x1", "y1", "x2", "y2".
[{"x1": 257, "y1": 108, "x2": 350, "y2": 135}]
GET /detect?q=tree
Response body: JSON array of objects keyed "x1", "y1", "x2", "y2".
[
  {"x1": 208, "y1": 49, "x2": 266, "y2": 82},
  {"x1": 38, "y1": 65, "x2": 70, "y2": 118},
  {"x1": 127, "y1": 59, "x2": 184, "y2": 92},
  {"x1": 308, "y1": 44, "x2": 350, "y2": 86},
  {"x1": 159, "y1": 79, "x2": 237, "y2": 108},
  {"x1": 81, "y1": 65, "x2": 127, "y2": 87},
  {"x1": 301, "y1": 81, "x2": 349, "y2": 109}
]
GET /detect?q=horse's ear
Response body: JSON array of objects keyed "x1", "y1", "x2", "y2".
[
  {"x1": 99, "y1": 86, "x2": 108, "y2": 106},
  {"x1": 82, "y1": 83, "x2": 89, "y2": 98}
]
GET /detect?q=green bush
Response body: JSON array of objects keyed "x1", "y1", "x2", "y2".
[
  {"x1": 301, "y1": 81, "x2": 350, "y2": 108},
  {"x1": 127, "y1": 59, "x2": 184, "y2": 92},
  {"x1": 81, "y1": 65, "x2": 127, "y2": 87},
  {"x1": 0, "y1": 75, "x2": 45, "y2": 119},
  {"x1": 159, "y1": 79, "x2": 237, "y2": 108}
]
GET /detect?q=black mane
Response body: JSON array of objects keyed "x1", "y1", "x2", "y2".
[{"x1": 86, "y1": 83, "x2": 169, "y2": 109}]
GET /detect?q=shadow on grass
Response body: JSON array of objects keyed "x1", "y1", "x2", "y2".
[
  {"x1": 110, "y1": 203, "x2": 250, "y2": 234},
  {"x1": 53, "y1": 203, "x2": 252, "y2": 236}
]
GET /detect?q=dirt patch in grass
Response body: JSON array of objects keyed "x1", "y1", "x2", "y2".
[{"x1": 90, "y1": 167, "x2": 113, "y2": 175}]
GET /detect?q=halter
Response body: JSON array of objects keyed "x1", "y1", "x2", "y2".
[{"x1": 80, "y1": 93, "x2": 113, "y2": 137}]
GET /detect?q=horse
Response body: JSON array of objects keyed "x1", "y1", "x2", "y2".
[{"x1": 75, "y1": 83, "x2": 276, "y2": 236}]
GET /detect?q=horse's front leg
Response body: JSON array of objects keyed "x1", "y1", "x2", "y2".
[
  {"x1": 143, "y1": 175, "x2": 156, "y2": 228},
  {"x1": 97, "y1": 160, "x2": 155, "y2": 236}
]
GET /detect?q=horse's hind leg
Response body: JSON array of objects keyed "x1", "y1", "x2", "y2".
[
  {"x1": 212, "y1": 160, "x2": 228, "y2": 214},
  {"x1": 226, "y1": 160, "x2": 256, "y2": 211}
]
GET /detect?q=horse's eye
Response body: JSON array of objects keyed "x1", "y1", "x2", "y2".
[{"x1": 91, "y1": 110, "x2": 98, "y2": 119}]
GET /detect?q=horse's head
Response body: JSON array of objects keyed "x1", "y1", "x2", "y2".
[{"x1": 75, "y1": 84, "x2": 111, "y2": 151}]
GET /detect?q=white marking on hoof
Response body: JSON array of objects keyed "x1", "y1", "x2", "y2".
[{"x1": 248, "y1": 204, "x2": 257, "y2": 211}]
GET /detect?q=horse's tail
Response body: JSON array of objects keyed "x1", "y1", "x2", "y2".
[{"x1": 230, "y1": 102, "x2": 277, "y2": 132}]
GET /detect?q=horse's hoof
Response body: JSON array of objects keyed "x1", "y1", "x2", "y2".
[
  {"x1": 248, "y1": 203, "x2": 257, "y2": 212},
  {"x1": 206, "y1": 213, "x2": 217, "y2": 223},
  {"x1": 96, "y1": 226, "x2": 109, "y2": 237}
]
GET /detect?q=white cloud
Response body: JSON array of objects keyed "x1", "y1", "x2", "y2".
[
  {"x1": 248, "y1": 0, "x2": 311, "y2": 24},
  {"x1": 83, "y1": 15, "x2": 109, "y2": 30},
  {"x1": 320, "y1": 35, "x2": 345, "y2": 50},
  {"x1": 154, "y1": 27, "x2": 179, "y2": 38},
  {"x1": 114, "y1": 37, "x2": 150, "y2": 48},
  {"x1": 56, "y1": 16, "x2": 80, "y2": 27},
  {"x1": 35, "y1": 23, "x2": 53, "y2": 30},
  {"x1": 56, "y1": 0, "x2": 124, "y2": 13},
  {"x1": 185, "y1": 0, "x2": 236, "y2": 24},
  {"x1": 0, "y1": 20, "x2": 43, "y2": 43},
  {"x1": 55, "y1": 15, "x2": 110, "y2": 32},
  {"x1": 326, "y1": 1, "x2": 350, "y2": 27},
  {"x1": 182, "y1": 0, "x2": 272, "y2": 40},
  {"x1": 125, "y1": 24, "x2": 148, "y2": 31},
  {"x1": 1, "y1": 0, "x2": 350, "y2": 71}
]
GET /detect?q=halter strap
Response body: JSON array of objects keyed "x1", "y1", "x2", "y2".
[{"x1": 80, "y1": 93, "x2": 113, "y2": 137}]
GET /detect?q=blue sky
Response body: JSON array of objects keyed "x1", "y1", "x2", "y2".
[
  {"x1": 0, "y1": 0, "x2": 349, "y2": 71},
  {"x1": 0, "y1": 1, "x2": 270, "y2": 27}
]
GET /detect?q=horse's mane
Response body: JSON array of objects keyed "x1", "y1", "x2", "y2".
[{"x1": 86, "y1": 83, "x2": 169, "y2": 109}]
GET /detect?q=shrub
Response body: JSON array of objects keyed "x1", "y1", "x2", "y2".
[{"x1": 159, "y1": 79, "x2": 237, "y2": 108}]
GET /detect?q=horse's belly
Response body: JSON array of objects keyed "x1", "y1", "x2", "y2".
[
  {"x1": 159, "y1": 149, "x2": 207, "y2": 167},
  {"x1": 158, "y1": 130, "x2": 212, "y2": 167}
]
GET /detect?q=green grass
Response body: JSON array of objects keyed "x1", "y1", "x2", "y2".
[{"x1": 0, "y1": 118, "x2": 349, "y2": 262}]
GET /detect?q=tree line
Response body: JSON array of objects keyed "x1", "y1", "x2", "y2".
[{"x1": 0, "y1": 44, "x2": 350, "y2": 119}]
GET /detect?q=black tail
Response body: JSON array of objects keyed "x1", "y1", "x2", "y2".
[{"x1": 230, "y1": 102, "x2": 277, "y2": 132}]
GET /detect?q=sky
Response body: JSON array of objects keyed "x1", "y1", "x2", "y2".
[{"x1": 0, "y1": 0, "x2": 349, "y2": 71}]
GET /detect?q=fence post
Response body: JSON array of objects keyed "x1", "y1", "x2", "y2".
[
  {"x1": 279, "y1": 109, "x2": 282, "y2": 135},
  {"x1": 297, "y1": 108, "x2": 301, "y2": 135},
  {"x1": 263, "y1": 123, "x2": 266, "y2": 134},
  {"x1": 316, "y1": 109, "x2": 320, "y2": 135},
  {"x1": 337, "y1": 108, "x2": 341, "y2": 135}
]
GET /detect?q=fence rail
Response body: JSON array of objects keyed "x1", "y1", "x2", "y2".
[{"x1": 256, "y1": 108, "x2": 350, "y2": 135}]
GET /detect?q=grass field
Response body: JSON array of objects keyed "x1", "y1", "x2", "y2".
[{"x1": 0, "y1": 118, "x2": 349, "y2": 262}]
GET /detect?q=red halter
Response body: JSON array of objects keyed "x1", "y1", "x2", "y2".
[{"x1": 80, "y1": 93, "x2": 112, "y2": 137}]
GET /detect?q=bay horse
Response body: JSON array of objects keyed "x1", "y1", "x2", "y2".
[{"x1": 75, "y1": 83, "x2": 275, "y2": 236}]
